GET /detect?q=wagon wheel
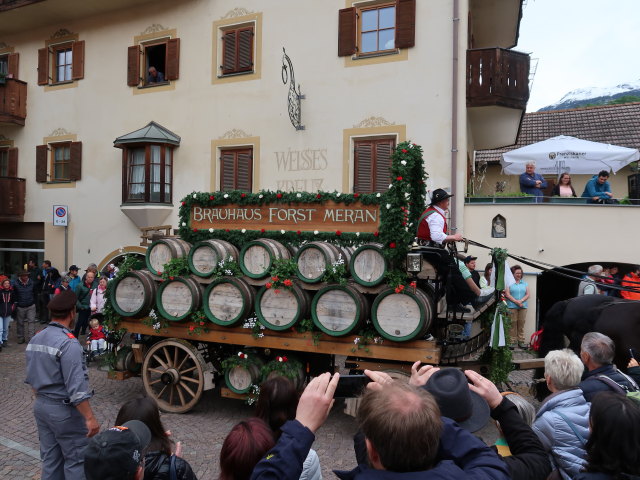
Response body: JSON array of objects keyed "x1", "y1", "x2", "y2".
[{"x1": 142, "y1": 338, "x2": 205, "y2": 413}]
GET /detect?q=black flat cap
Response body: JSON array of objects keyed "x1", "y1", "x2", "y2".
[{"x1": 48, "y1": 290, "x2": 77, "y2": 315}]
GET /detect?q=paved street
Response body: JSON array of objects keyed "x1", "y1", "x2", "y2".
[{"x1": 0, "y1": 324, "x2": 537, "y2": 479}]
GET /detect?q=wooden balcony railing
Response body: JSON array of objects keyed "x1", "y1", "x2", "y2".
[
  {"x1": 467, "y1": 48, "x2": 530, "y2": 110},
  {"x1": 0, "y1": 78, "x2": 27, "y2": 126},
  {"x1": 0, "y1": 177, "x2": 26, "y2": 221}
]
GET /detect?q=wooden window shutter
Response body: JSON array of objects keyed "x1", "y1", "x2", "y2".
[
  {"x1": 166, "y1": 38, "x2": 180, "y2": 80},
  {"x1": 220, "y1": 150, "x2": 236, "y2": 190},
  {"x1": 395, "y1": 0, "x2": 416, "y2": 49},
  {"x1": 374, "y1": 140, "x2": 394, "y2": 192},
  {"x1": 69, "y1": 141, "x2": 82, "y2": 181},
  {"x1": 237, "y1": 28, "x2": 254, "y2": 72},
  {"x1": 37, "y1": 47, "x2": 49, "y2": 85},
  {"x1": 7, "y1": 148, "x2": 18, "y2": 177},
  {"x1": 338, "y1": 8, "x2": 357, "y2": 57},
  {"x1": 222, "y1": 30, "x2": 237, "y2": 74},
  {"x1": 36, "y1": 144, "x2": 48, "y2": 182},
  {"x1": 127, "y1": 45, "x2": 140, "y2": 86},
  {"x1": 354, "y1": 141, "x2": 373, "y2": 193},
  {"x1": 71, "y1": 40, "x2": 85, "y2": 79},
  {"x1": 236, "y1": 149, "x2": 253, "y2": 191},
  {"x1": 7, "y1": 53, "x2": 19, "y2": 79}
]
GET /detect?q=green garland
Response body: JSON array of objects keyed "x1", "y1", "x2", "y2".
[
  {"x1": 159, "y1": 257, "x2": 190, "y2": 280},
  {"x1": 103, "y1": 254, "x2": 145, "y2": 332},
  {"x1": 487, "y1": 301, "x2": 513, "y2": 384},
  {"x1": 261, "y1": 356, "x2": 304, "y2": 383}
]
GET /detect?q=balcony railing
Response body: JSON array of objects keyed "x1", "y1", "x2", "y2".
[
  {"x1": 0, "y1": 77, "x2": 27, "y2": 126},
  {"x1": 466, "y1": 48, "x2": 530, "y2": 110},
  {"x1": 0, "y1": 177, "x2": 26, "y2": 221}
]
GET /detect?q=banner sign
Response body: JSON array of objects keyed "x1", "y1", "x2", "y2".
[{"x1": 190, "y1": 200, "x2": 380, "y2": 233}]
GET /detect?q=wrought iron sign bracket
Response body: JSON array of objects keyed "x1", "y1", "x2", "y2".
[{"x1": 281, "y1": 47, "x2": 305, "y2": 131}]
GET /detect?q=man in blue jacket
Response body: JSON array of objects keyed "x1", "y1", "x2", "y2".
[
  {"x1": 519, "y1": 161, "x2": 547, "y2": 201},
  {"x1": 581, "y1": 170, "x2": 614, "y2": 203},
  {"x1": 250, "y1": 372, "x2": 510, "y2": 480}
]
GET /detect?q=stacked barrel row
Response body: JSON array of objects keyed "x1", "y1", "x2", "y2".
[{"x1": 111, "y1": 238, "x2": 435, "y2": 342}]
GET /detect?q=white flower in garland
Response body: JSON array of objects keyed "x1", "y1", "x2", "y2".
[
  {"x1": 376, "y1": 193, "x2": 381, "y2": 198},
  {"x1": 181, "y1": 222, "x2": 186, "y2": 227},
  {"x1": 408, "y1": 143, "x2": 414, "y2": 149},
  {"x1": 281, "y1": 229, "x2": 285, "y2": 234},
  {"x1": 224, "y1": 193, "x2": 229, "y2": 199},
  {"x1": 259, "y1": 194, "x2": 264, "y2": 199},
  {"x1": 192, "y1": 194, "x2": 196, "y2": 198},
  {"x1": 296, "y1": 193, "x2": 302, "y2": 198},
  {"x1": 388, "y1": 184, "x2": 393, "y2": 189},
  {"x1": 209, "y1": 228, "x2": 214, "y2": 233},
  {"x1": 386, "y1": 203, "x2": 391, "y2": 209},
  {"x1": 336, "y1": 192, "x2": 341, "y2": 197},
  {"x1": 356, "y1": 232, "x2": 360, "y2": 237},
  {"x1": 401, "y1": 160, "x2": 407, "y2": 166},
  {"x1": 314, "y1": 230, "x2": 319, "y2": 235},
  {"x1": 241, "y1": 229, "x2": 246, "y2": 233},
  {"x1": 404, "y1": 192, "x2": 410, "y2": 198}
]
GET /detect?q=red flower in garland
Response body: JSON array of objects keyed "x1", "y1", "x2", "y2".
[
  {"x1": 354, "y1": 193, "x2": 360, "y2": 198},
  {"x1": 410, "y1": 281, "x2": 417, "y2": 288},
  {"x1": 261, "y1": 228, "x2": 266, "y2": 233},
  {"x1": 169, "y1": 276, "x2": 174, "y2": 281},
  {"x1": 395, "y1": 287, "x2": 402, "y2": 293},
  {"x1": 389, "y1": 242, "x2": 396, "y2": 249},
  {"x1": 199, "y1": 321, "x2": 205, "y2": 326},
  {"x1": 283, "y1": 279, "x2": 293, "y2": 287},
  {"x1": 374, "y1": 231, "x2": 379, "y2": 237},
  {"x1": 181, "y1": 201, "x2": 186, "y2": 206},
  {"x1": 276, "y1": 193, "x2": 283, "y2": 199},
  {"x1": 283, "y1": 356, "x2": 288, "y2": 362},
  {"x1": 241, "y1": 193, "x2": 246, "y2": 198},
  {"x1": 265, "y1": 282, "x2": 273, "y2": 289},
  {"x1": 297, "y1": 230, "x2": 301, "y2": 235},
  {"x1": 336, "y1": 230, "x2": 342, "y2": 236},
  {"x1": 157, "y1": 271, "x2": 163, "y2": 276},
  {"x1": 193, "y1": 228, "x2": 198, "y2": 232},
  {"x1": 316, "y1": 193, "x2": 322, "y2": 199},
  {"x1": 396, "y1": 176, "x2": 403, "y2": 181},
  {"x1": 272, "y1": 276, "x2": 279, "y2": 282},
  {"x1": 402, "y1": 149, "x2": 408, "y2": 153},
  {"x1": 225, "y1": 229, "x2": 230, "y2": 232},
  {"x1": 209, "y1": 195, "x2": 214, "y2": 200},
  {"x1": 189, "y1": 326, "x2": 195, "y2": 332}
]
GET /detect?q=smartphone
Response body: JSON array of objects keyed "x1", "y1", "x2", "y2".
[
  {"x1": 630, "y1": 348, "x2": 638, "y2": 360},
  {"x1": 334, "y1": 375, "x2": 372, "y2": 398}
]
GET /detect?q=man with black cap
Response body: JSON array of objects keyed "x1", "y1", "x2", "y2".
[
  {"x1": 25, "y1": 289, "x2": 99, "y2": 479},
  {"x1": 417, "y1": 188, "x2": 463, "y2": 246},
  {"x1": 84, "y1": 420, "x2": 151, "y2": 480}
]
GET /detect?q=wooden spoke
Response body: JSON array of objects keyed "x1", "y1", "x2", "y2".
[{"x1": 142, "y1": 339, "x2": 206, "y2": 413}]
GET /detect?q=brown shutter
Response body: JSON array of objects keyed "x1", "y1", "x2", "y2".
[
  {"x1": 236, "y1": 149, "x2": 253, "y2": 192},
  {"x1": 166, "y1": 38, "x2": 180, "y2": 80},
  {"x1": 338, "y1": 8, "x2": 357, "y2": 57},
  {"x1": 237, "y1": 28, "x2": 254, "y2": 72},
  {"x1": 71, "y1": 40, "x2": 85, "y2": 80},
  {"x1": 354, "y1": 141, "x2": 373, "y2": 193},
  {"x1": 36, "y1": 144, "x2": 48, "y2": 182},
  {"x1": 7, "y1": 53, "x2": 19, "y2": 79},
  {"x1": 222, "y1": 30, "x2": 237, "y2": 74},
  {"x1": 374, "y1": 140, "x2": 394, "y2": 192},
  {"x1": 37, "y1": 47, "x2": 49, "y2": 85},
  {"x1": 127, "y1": 45, "x2": 140, "y2": 86},
  {"x1": 395, "y1": 0, "x2": 416, "y2": 49},
  {"x1": 7, "y1": 148, "x2": 18, "y2": 177},
  {"x1": 69, "y1": 142, "x2": 82, "y2": 181},
  {"x1": 220, "y1": 150, "x2": 235, "y2": 190}
]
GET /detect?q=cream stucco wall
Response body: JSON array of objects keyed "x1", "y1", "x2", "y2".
[{"x1": 3, "y1": 0, "x2": 476, "y2": 269}]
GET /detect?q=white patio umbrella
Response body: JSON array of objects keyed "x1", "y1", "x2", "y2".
[{"x1": 501, "y1": 135, "x2": 640, "y2": 175}]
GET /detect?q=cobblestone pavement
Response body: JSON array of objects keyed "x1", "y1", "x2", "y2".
[{"x1": 0, "y1": 325, "x2": 539, "y2": 480}]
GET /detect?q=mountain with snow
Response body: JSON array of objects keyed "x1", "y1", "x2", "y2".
[{"x1": 538, "y1": 80, "x2": 640, "y2": 111}]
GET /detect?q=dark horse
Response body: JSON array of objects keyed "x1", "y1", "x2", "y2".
[{"x1": 535, "y1": 295, "x2": 640, "y2": 399}]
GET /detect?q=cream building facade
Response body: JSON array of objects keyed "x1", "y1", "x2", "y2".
[{"x1": 1, "y1": 0, "x2": 532, "y2": 324}]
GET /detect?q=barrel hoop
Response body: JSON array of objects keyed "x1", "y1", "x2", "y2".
[
  {"x1": 111, "y1": 271, "x2": 155, "y2": 317},
  {"x1": 371, "y1": 288, "x2": 427, "y2": 342},
  {"x1": 255, "y1": 285, "x2": 305, "y2": 331},
  {"x1": 350, "y1": 244, "x2": 387, "y2": 287},
  {"x1": 156, "y1": 277, "x2": 200, "y2": 321},
  {"x1": 295, "y1": 242, "x2": 333, "y2": 283},
  {"x1": 239, "y1": 240, "x2": 275, "y2": 279},
  {"x1": 203, "y1": 277, "x2": 252, "y2": 326}
]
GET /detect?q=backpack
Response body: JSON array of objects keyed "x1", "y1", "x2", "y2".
[{"x1": 593, "y1": 371, "x2": 640, "y2": 400}]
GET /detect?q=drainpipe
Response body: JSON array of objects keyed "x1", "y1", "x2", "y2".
[{"x1": 450, "y1": 0, "x2": 460, "y2": 229}]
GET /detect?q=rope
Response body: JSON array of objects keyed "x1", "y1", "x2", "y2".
[{"x1": 464, "y1": 238, "x2": 640, "y2": 294}]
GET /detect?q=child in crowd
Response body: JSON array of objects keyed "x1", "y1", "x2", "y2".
[
  {"x1": 54, "y1": 275, "x2": 72, "y2": 295},
  {"x1": 86, "y1": 318, "x2": 107, "y2": 357}
]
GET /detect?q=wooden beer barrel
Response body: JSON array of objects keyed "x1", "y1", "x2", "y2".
[
  {"x1": 255, "y1": 283, "x2": 310, "y2": 331},
  {"x1": 295, "y1": 241, "x2": 346, "y2": 283},
  {"x1": 371, "y1": 287, "x2": 434, "y2": 342},
  {"x1": 350, "y1": 243, "x2": 387, "y2": 286},
  {"x1": 111, "y1": 270, "x2": 157, "y2": 317},
  {"x1": 146, "y1": 238, "x2": 192, "y2": 276},
  {"x1": 240, "y1": 238, "x2": 291, "y2": 279},
  {"x1": 188, "y1": 239, "x2": 239, "y2": 277},
  {"x1": 265, "y1": 362, "x2": 305, "y2": 390},
  {"x1": 203, "y1": 277, "x2": 256, "y2": 327},
  {"x1": 311, "y1": 284, "x2": 369, "y2": 336},
  {"x1": 225, "y1": 357, "x2": 264, "y2": 394},
  {"x1": 156, "y1": 276, "x2": 203, "y2": 321}
]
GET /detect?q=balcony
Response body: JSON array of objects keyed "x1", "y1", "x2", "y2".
[
  {"x1": 0, "y1": 177, "x2": 26, "y2": 222},
  {"x1": 0, "y1": 78, "x2": 27, "y2": 126},
  {"x1": 466, "y1": 48, "x2": 530, "y2": 150}
]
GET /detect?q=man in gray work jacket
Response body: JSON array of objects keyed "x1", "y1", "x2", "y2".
[{"x1": 25, "y1": 290, "x2": 99, "y2": 479}]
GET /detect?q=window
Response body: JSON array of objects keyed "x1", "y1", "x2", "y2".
[
  {"x1": 122, "y1": 145, "x2": 173, "y2": 203},
  {"x1": 220, "y1": 148, "x2": 252, "y2": 191},
  {"x1": 338, "y1": 0, "x2": 415, "y2": 57},
  {"x1": 221, "y1": 25, "x2": 254, "y2": 75},
  {"x1": 0, "y1": 149, "x2": 8, "y2": 176},
  {"x1": 0, "y1": 52, "x2": 19, "y2": 79},
  {"x1": 128, "y1": 38, "x2": 180, "y2": 87},
  {"x1": 353, "y1": 138, "x2": 395, "y2": 193},
  {"x1": 0, "y1": 56, "x2": 7, "y2": 76},
  {"x1": 35, "y1": 142, "x2": 82, "y2": 183},
  {"x1": 37, "y1": 40, "x2": 84, "y2": 86}
]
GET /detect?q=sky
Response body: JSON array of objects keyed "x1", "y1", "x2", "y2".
[{"x1": 516, "y1": 0, "x2": 640, "y2": 111}]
